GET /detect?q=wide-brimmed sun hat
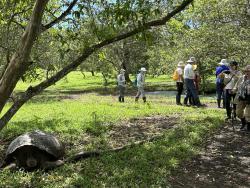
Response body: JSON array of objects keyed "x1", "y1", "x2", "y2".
[
  {"x1": 140, "y1": 67, "x2": 147, "y2": 72},
  {"x1": 190, "y1": 57, "x2": 196, "y2": 62},
  {"x1": 120, "y1": 68, "x2": 125, "y2": 72},
  {"x1": 218, "y1": 59, "x2": 227, "y2": 66},
  {"x1": 177, "y1": 61, "x2": 185, "y2": 67},
  {"x1": 244, "y1": 65, "x2": 250, "y2": 72},
  {"x1": 186, "y1": 59, "x2": 194, "y2": 63}
]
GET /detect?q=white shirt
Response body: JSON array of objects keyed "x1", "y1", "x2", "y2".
[
  {"x1": 176, "y1": 67, "x2": 183, "y2": 82},
  {"x1": 184, "y1": 64, "x2": 195, "y2": 79},
  {"x1": 224, "y1": 70, "x2": 242, "y2": 90},
  {"x1": 117, "y1": 74, "x2": 125, "y2": 86}
]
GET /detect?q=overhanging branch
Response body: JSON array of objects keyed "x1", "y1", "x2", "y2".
[
  {"x1": 0, "y1": 0, "x2": 193, "y2": 131},
  {"x1": 42, "y1": 0, "x2": 78, "y2": 31}
]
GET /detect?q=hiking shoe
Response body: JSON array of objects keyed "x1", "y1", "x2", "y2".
[
  {"x1": 240, "y1": 124, "x2": 245, "y2": 130},
  {"x1": 240, "y1": 129, "x2": 250, "y2": 133},
  {"x1": 240, "y1": 127, "x2": 246, "y2": 131},
  {"x1": 196, "y1": 104, "x2": 207, "y2": 108}
]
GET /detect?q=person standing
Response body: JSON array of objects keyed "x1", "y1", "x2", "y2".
[
  {"x1": 233, "y1": 65, "x2": 250, "y2": 131},
  {"x1": 175, "y1": 61, "x2": 185, "y2": 105},
  {"x1": 222, "y1": 61, "x2": 242, "y2": 120},
  {"x1": 188, "y1": 63, "x2": 201, "y2": 106},
  {"x1": 215, "y1": 59, "x2": 229, "y2": 108},
  {"x1": 183, "y1": 57, "x2": 202, "y2": 107},
  {"x1": 135, "y1": 67, "x2": 147, "y2": 103},
  {"x1": 117, "y1": 69, "x2": 126, "y2": 102}
]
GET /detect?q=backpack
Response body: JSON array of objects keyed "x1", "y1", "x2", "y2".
[{"x1": 172, "y1": 69, "x2": 178, "y2": 81}]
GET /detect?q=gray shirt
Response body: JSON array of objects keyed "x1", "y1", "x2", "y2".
[{"x1": 117, "y1": 74, "x2": 125, "y2": 87}]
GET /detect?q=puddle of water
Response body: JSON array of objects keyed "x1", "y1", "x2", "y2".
[
  {"x1": 146, "y1": 90, "x2": 217, "y2": 99},
  {"x1": 146, "y1": 91, "x2": 176, "y2": 96}
]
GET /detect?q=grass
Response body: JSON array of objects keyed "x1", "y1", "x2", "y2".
[
  {"x1": 0, "y1": 72, "x2": 223, "y2": 187},
  {"x1": 14, "y1": 71, "x2": 186, "y2": 93},
  {"x1": 15, "y1": 72, "x2": 113, "y2": 92}
]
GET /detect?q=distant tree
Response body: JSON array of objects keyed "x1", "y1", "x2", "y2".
[{"x1": 145, "y1": 0, "x2": 249, "y2": 91}]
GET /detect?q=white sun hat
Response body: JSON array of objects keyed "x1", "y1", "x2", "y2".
[
  {"x1": 177, "y1": 61, "x2": 185, "y2": 67},
  {"x1": 186, "y1": 59, "x2": 194, "y2": 63},
  {"x1": 140, "y1": 67, "x2": 147, "y2": 72},
  {"x1": 190, "y1": 57, "x2": 196, "y2": 62},
  {"x1": 218, "y1": 59, "x2": 228, "y2": 66}
]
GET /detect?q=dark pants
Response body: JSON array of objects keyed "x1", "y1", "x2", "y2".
[
  {"x1": 184, "y1": 79, "x2": 200, "y2": 106},
  {"x1": 118, "y1": 85, "x2": 125, "y2": 97},
  {"x1": 118, "y1": 85, "x2": 125, "y2": 102},
  {"x1": 176, "y1": 82, "x2": 183, "y2": 104},
  {"x1": 225, "y1": 89, "x2": 236, "y2": 118},
  {"x1": 216, "y1": 83, "x2": 225, "y2": 108}
]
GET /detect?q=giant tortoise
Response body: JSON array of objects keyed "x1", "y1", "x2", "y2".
[{"x1": 2, "y1": 130, "x2": 64, "y2": 170}]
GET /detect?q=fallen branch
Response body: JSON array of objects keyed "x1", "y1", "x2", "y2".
[{"x1": 66, "y1": 134, "x2": 165, "y2": 162}]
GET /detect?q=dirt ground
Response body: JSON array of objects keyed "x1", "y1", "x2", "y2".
[
  {"x1": 167, "y1": 121, "x2": 250, "y2": 188},
  {"x1": 107, "y1": 115, "x2": 178, "y2": 148},
  {"x1": 103, "y1": 115, "x2": 250, "y2": 188},
  {"x1": 71, "y1": 114, "x2": 250, "y2": 188}
]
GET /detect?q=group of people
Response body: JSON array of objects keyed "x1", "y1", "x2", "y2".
[
  {"x1": 117, "y1": 67, "x2": 147, "y2": 103},
  {"x1": 174, "y1": 57, "x2": 203, "y2": 107},
  {"x1": 117, "y1": 58, "x2": 250, "y2": 132},
  {"x1": 215, "y1": 59, "x2": 250, "y2": 132},
  {"x1": 118, "y1": 56, "x2": 203, "y2": 106},
  {"x1": 175, "y1": 57, "x2": 250, "y2": 132}
]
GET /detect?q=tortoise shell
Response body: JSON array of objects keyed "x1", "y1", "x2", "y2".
[{"x1": 5, "y1": 130, "x2": 64, "y2": 161}]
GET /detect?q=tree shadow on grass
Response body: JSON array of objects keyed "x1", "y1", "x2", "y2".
[
  {"x1": 60, "y1": 126, "x2": 199, "y2": 187},
  {"x1": 49, "y1": 118, "x2": 221, "y2": 187},
  {"x1": 167, "y1": 125, "x2": 250, "y2": 188},
  {"x1": 0, "y1": 116, "x2": 225, "y2": 187}
]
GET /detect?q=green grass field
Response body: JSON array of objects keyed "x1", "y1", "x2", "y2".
[
  {"x1": 14, "y1": 71, "x2": 176, "y2": 93},
  {"x1": 0, "y1": 72, "x2": 223, "y2": 187},
  {"x1": 15, "y1": 71, "x2": 215, "y2": 95}
]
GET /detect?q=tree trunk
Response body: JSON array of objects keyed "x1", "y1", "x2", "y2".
[
  {"x1": 122, "y1": 41, "x2": 132, "y2": 83},
  {"x1": 91, "y1": 71, "x2": 95, "y2": 76},
  {"x1": 0, "y1": 0, "x2": 49, "y2": 113},
  {"x1": 101, "y1": 72, "x2": 108, "y2": 86},
  {"x1": 122, "y1": 63, "x2": 132, "y2": 84}
]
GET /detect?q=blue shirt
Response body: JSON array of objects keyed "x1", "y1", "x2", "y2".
[
  {"x1": 215, "y1": 65, "x2": 229, "y2": 84},
  {"x1": 215, "y1": 65, "x2": 229, "y2": 77}
]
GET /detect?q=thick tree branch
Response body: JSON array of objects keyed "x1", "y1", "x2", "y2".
[
  {"x1": 95, "y1": 0, "x2": 193, "y2": 49},
  {"x1": 0, "y1": 0, "x2": 193, "y2": 131},
  {"x1": 11, "y1": 19, "x2": 26, "y2": 30},
  {"x1": 66, "y1": 133, "x2": 164, "y2": 163},
  {"x1": 42, "y1": 0, "x2": 78, "y2": 31}
]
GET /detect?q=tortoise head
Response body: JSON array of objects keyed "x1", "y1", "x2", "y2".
[{"x1": 26, "y1": 156, "x2": 37, "y2": 168}]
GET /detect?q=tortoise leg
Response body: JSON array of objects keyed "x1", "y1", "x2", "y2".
[
  {"x1": 3, "y1": 163, "x2": 17, "y2": 170},
  {"x1": 42, "y1": 160, "x2": 64, "y2": 169}
]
